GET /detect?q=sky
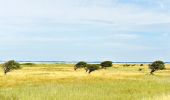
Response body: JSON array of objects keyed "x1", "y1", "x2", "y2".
[{"x1": 0, "y1": 0, "x2": 170, "y2": 62}]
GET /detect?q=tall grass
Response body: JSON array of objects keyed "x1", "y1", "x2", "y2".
[{"x1": 0, "y1": 64, "x2": 170, "y2": 100}]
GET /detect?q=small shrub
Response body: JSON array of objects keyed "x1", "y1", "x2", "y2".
[
  {"x1": 131, "y1": 64, "x2": 136, "y2": 66},
  {"x1": 123, "y1": 64, "x2": 130, "y2": 67},
  {"x1": 2, "y1": 60, "x2": 21, "y2": 74},
  {"x1": 140, "y1": 64, "x2": 144, "y2": 66},
  {"x1": 85, "y1": 64, "x2": 100, "y2": 74},
  {"x1": 149, "y1": 60, "x2": 165, "y2": 75},
  {"x1": 22, "y1": 63, "x2": 35, "y2": 66},
  {"x1": 138, "y1": 68, "x2": 143, "y2": 71},
  {"x1": 100, "y1": 61, "x2": 112, "y2": 69},
  {"x1": 74, "y1": 61, "x2": 87, "y2": 70}
]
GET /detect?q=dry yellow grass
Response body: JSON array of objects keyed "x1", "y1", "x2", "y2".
[
  {"x1": 0, "y1": 64, "x2": 170, "y2": 100},
  {"x1": 0, "y1": 64, "x2": 170, "y2": 87}
]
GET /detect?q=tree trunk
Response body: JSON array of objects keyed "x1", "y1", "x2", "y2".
[{"x1": 150, "y1": 69, "x2": 155, "y2": 75}]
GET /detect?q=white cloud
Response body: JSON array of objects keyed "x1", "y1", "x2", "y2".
[{"x1": 0, "y1": 0, "x2": 170, "y2": 25}]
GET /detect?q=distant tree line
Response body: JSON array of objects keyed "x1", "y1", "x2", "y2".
[{"x1": 0, "y1": 60, "x2": 166, "y2": 75}]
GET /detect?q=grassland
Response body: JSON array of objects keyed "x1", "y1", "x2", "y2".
[{"x1": 0, "y1": 64, "x2": 170, "y2": 100}]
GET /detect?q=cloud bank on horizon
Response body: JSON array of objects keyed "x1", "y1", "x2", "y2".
[{"x1": 0, "y1": 0, "x2": 170, "y2": 61}]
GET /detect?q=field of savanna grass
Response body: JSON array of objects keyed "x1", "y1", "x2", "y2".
[{"x1": 0, "y1": 64, "x2": 170, "y2": 100}]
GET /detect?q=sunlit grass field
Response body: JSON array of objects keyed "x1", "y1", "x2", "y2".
[{"x1": 0, "y1": 64, "x2": 170, "y2": 100}]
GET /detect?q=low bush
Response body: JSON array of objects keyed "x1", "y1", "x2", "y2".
[
  {"x1": 138, "y1": 68, "x2": 143, "y2": 71},
  {"x1": 21, "y1": 63, "x2": 35, "y2": 66},
  {"x1": 123, "y1": 64, "x2": 130, "y2": 67},
  {"x1": 140, "y1": 64, "x2": 144, "y2": 66}
]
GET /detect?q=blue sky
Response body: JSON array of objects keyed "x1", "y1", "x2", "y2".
[{"x1": 0, "y1": 0, "x2": 170, "y2": 61}]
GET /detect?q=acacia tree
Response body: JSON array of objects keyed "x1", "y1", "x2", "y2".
[
  {"x1": 100, "y1": 61, "x2": 112, "y2": 69},
  {"x1": 2, "y1": 60, "x2": 21, "y2": 75},
  {"x1": 74, "y1": 61, "x2": 87, "y2": 70},
  {"x1": 85, "y1": 64, "x2": 100, "y2": 74},
  {"x1": 149, "y1": 60, "x2": 165, "y2": 75}
]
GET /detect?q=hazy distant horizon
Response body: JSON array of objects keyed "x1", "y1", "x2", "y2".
[{"x1": 1, "y1": 60, "x2": 170, "y2": 64}]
